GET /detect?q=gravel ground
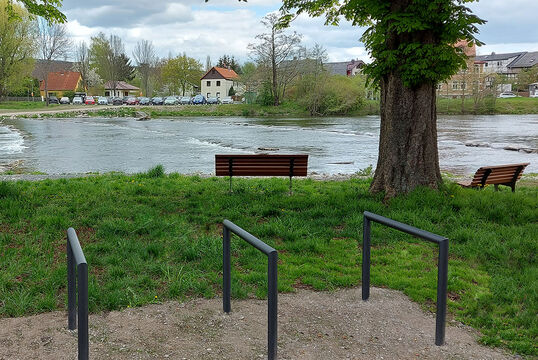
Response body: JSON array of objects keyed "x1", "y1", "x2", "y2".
[{"x1": 0, "y1": 287, "x2": 517, "y2": 360}]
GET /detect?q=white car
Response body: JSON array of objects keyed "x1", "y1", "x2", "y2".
[
  {"x1": 529, "y1": 93, "x2": 538, "y2": 98},
  {"x1": 498, "y1": 92, "x2": 517, "y2": 98},
  {"x1": 97, "y1": 96, "x2": 109, "y2": 105},
  {"x1": 72, "y1": 96, "x2": 83, "y2": 105},
  {"x1": 220, "y1": 96, "x2": 233, "y2": 104}
]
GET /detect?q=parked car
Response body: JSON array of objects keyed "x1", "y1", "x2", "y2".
[
  {"x1": 151, "y1": 97, "x2": 164, "y2": 105},
  {"x1": 164, "y1": 96, "x2": 178, "y2": 105},
  {"x1": 191, "y1": 95, "x2": 206, "y2": 105},
  {"x1": 72, "y1": 96, "x2": 83, "y2": 105},
  {"x1": 138, "y1": 97, "x2": 151, "y2": 105},
  {"x1": 85, "y1": 96, "x2": 95, "y2": 105},
  {"x1": 112, "y1": 97, "x2": 123, "y2": 105},
  {"x1": 59, "y1": 97, "x2": 70, "y2": 104},
  {"x1": 47, "y1": 96, "x2": 59, "y2": 104},
  {"x1": 529, "y1": 93, "x2": 538, "y2": 98},
  {"x1": 207, "y1": 97, "x2": 220, "y2": 105},
  {"x1": 178, "y1": 96, "x2": 191, "y2": 105},
  {"x1": 97, "y1": 96, "x2": 109, "y2": 105},
  {"x1": 126, "y1": 97, "x2": 139, "y2": 105},
  {"x1": 122, "y1": 96, "x2": 130, "y2": 104},
  {"x1": 220, "y1": 96, "x2": 233, "y2": 104},
  {"x1": 498, "y1": 92, "x2": 516, "y2": 98}
]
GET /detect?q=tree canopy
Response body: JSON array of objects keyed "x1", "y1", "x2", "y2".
[
  {"x1": 280, "y1": 0, "x2": 485, "y2": 88},
  {"x1": 7, "y1": 0, "x2": 66, "y2": 23}
]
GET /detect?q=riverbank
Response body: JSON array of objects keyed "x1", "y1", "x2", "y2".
[
  {"x1": 1, "y1": 97, "x2": 537, "y2": 119},
  {"x1": 0, "y1": 172, "x2": 536, "y2": 356}
]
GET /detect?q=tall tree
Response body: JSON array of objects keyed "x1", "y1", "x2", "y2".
[
  {"x1": 73, "y1": 41, "x2": 90, "y2": 91},
  {"x1": 216, "y1": 54, "x2": 242, "y2": 74},
  {"x1": 248, "y1": 13, "x2": 302, "y2": 106},
  {"x1": 280, "y1": 0, "x2": 485, "y2": 198},
  {"x1": 37, "y1": 17, "x2": 71, "y2": 105},
  {"x1": 205, "y1": 55, "x2": 212, "y2": 71},
  {"x1": 90, "y1": 33, "x2": 130, "y2": 96},
  {"x1": 0, "y1": 0, "x2": 36, "y2": 100},
  {"x1": 132, "y1": 40, "x2": 156, "y2": 96},
  {"x1": 162, "y1": 54, "x2": 203, "y2": 96}
]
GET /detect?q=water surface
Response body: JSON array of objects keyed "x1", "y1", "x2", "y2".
[{"x1": 1, "y1": 115, "x2": 536, "y2": 175}]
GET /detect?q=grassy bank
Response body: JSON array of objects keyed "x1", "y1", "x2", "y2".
[
  {"x1": 0, "y1": 101, "x2": 59, "y2": 112},
  {"x1": 436, "y1": 96, "x2": 538, "y2": 115},
  {"x1": 0, "y1": 172, "x2": 536, "y2": 355}
]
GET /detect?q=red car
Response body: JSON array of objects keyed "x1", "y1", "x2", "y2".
[
  {"x1": 85, "y1": 96, "x2": 95, "y2": 105},
  {"x1": 126, "y1": 97, "x2": 139, "y2": 105}
]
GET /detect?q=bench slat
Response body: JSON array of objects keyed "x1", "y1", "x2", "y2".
[{"x1": 464, "y1": 163, "x2": 529, "y2": 191}]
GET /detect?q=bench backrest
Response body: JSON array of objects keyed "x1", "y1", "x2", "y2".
[
  {"x1": 469, "y1": 163, "x2": 529, "y2": 187},
  {"x1": 215, "y1": 154, "x2": 308, "y2": 177}
]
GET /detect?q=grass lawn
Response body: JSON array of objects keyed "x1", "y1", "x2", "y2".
[
  {"x1": 0, "y1": 172, "x2": 536, "y2": 356},
  {"x1": 0, "y1": 101, "x2": 58, "y2": 112},
  {"x1": 436, "y1": 96, "x2": 538, "y2": 115}
]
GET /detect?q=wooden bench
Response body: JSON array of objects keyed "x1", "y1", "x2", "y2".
[
  {"x1": 215, "y1": 154, "x2": 308, "y2": 193},
  {"x1": 457, "y1": 163, "x2": 529, "y2": 192}
]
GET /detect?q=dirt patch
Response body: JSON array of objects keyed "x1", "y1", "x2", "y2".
[{"x1": 0, "y1": 287, "x2": 517, "y2": 360}]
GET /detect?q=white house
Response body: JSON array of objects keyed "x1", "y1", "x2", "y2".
[
  {"x1": 200, "y1": 67, "x2": 241, "y2": 99},
  {"x1": 104, "y1": 81, "x2": 140, "y2": 97}
]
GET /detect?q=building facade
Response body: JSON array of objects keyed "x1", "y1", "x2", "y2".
[
  {"x1": 39, "y1": 71, "x2": 82, "y2": 99},
  {"x1": 200, "y1": 67, "x2": 240, "y2": 99}
]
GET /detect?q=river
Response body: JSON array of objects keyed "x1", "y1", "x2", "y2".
[{"x1": 0, "y1": 115, "x2": 536, "y2": 175}]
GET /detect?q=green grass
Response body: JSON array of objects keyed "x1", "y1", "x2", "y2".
[
  {"x1": 0, "y1": 173, "x2": 536, "y2": 355},
  {"x1": 436, "y1": 96, "x2": 538, "y2": 115},
  {"x1": 0, "y1": 101, "x2": 59, "y2": 112}
]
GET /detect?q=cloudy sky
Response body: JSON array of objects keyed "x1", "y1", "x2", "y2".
[{"x1": 60, "y1": 0, "x2": 538, "y2": 64}]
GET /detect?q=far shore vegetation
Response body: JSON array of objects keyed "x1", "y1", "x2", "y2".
[
  {"x1": 0, "y1": 170, "x2": 536, "y2": 356},
  {"x1": 1, "y1": 97, "x2": 538, "y2": 119}
]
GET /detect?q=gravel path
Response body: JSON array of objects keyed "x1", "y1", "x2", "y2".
[{"x1": 0, "y1": 287, "x2": 517, "y2": 360}]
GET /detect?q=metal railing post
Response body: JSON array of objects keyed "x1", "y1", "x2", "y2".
[
  {"x1": 223, "y1": 227, "x2": 231, "y2": 313},
  {"x1": 78, "y1": 262, "x2": 89, "y2": 360},
  {"x1": 361, "y1": 212, "x2": 448, "y2": 346},
  {"x1": 267, "y1": 251, "x2": 278, "y2": 360},
  {"x1": 67, "y1": 239, "x2": 77, "y2": 330},
  {"x1": 222, "y1": 220, "x2": 278, "y2": 360},
  {"x1": 362, "y1": 216, "x2": 371, "y2": 301},
  {"x1": 66, "y1": 228, "x2": 89, "y2": 360},
  {"x1": 435, "y1": 239, "x2": 449, "y2": 346}
]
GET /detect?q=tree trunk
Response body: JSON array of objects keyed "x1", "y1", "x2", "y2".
[{"x1": 370, "y1": 73, "x2": 442, "y2": 200}]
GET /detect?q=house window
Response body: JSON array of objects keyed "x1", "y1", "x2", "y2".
[
  {"x1": 207, "y1": 93, "x2": 211, "y2": 98},
  {"x1": 436, "y1": 83, "x2": 442, "y2": 90},
  {"x1": 216, "y1": 92, "x2": 220, "y2": 98},
  {"x1": 460, "y1": 82, "x2": 466, "y2": 90},
  {"x1": 216, "y1": 81, "x2": 221, "y2": 86},
  {"x1": 485, "y1": 63, "x2": 488, "y2": 67},
  {"x1": 207, "y1": 81, "x2": 211, "y2": 86},
  {"x1": 497, "y1": 61, "x2": 502, "y2": 66},
  {"x1": 452, "y1": 81, "x2": 459, "y2": 90}
]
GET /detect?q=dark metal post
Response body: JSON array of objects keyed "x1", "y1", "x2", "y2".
[
  {"x1": 223, "y1": 227, "x2": 231, "y2": 313},
  {"x1": 267, "y1": 251, "x2": 278, "y2": 360},
  {"x1": 228, "y1": 158, "x2": 233, "y2": 193},
  {"x1": 67, "y1": 238, "x2": 77, "y2": 330},
  {"x1": 78, "y1": 263, "x2": 89, "y2": 360},
  {"x1": 435, "y1": 239, "x2": 449, "y2": 346},
  {"x1": 362, "y1": 216, "x2": 371, "y2": 301}
]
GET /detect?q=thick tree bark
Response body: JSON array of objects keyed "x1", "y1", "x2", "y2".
[{"x1": 370, "y1": 73, "x2": 442, "y2": 199}]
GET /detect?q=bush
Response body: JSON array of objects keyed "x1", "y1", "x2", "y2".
[
  {"x1": 145, "y1": 164, "x2": 165, "y2": 178},
  {"x1": 256, "y1": 82, "x2": 274, "y2": 106}
]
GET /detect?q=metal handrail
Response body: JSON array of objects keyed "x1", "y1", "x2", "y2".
[
  {"x1": 222, "y1": 220, "x2": 278, "y2": 360},
  {"x1": 67, "y1": 228, "x2": 89, "y2": 360},
  {"x1": 362, "y1": 211, "x2": 449, "y2": 346}
]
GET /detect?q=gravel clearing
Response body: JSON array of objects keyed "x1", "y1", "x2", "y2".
[{"x1": 0, "y1": 287, "x2": 517, "y2": 360}]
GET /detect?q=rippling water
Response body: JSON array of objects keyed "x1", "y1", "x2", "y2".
[{"x1": 0, "y1": 115, "x2": 536, "y2": 175}]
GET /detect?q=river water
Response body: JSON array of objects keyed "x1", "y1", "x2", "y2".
[{"x1": 0, "y1": 115, "x2": 536, "y2": 175}]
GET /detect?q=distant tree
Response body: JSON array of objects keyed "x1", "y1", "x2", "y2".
[
  {"x1": 0, "y1": 1, "x2": 36, "y2": 100},
  {"x1": 205, "y1": 55, "x2": 212, "y2": 71},
  {"x1": 216, "y1": 55, "x2": 242, "y2": 74},
  {"x1": 132, "y1": 40, "x2": 156, "y2": 96},
  {"x1": 162, "y1": 54, "x2": 203, "y2": 95},
  {"x1": 118, "y1": 54, "x2": 135, "y2": 82},
  {"x1": 37, "y1": 18, "x2": 71, "y2": 105},
  {"x1": 239, "y1": 62, "x2": 258, "y2": 103},
  {"x1": 515, "y1": 66, "x2": 538, "y2": 92},
  {"x1": 248, "y1": 13, "x2": 303, "y2": 106},
  {"x1": 73, "y1": 41, "x2": 91, "y2": 91},
  {"x1": 228, "y1": 86, "x2": 236, "y2": 96},
  {"x1": 281, "y1": 0, "x2": 485, "y2": 198},
  {"x1": 90, "y1": 33, "x2": 129, "y2": 96}
]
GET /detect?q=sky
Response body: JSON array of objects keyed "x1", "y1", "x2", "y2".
[{"x1": 59, "y1": 0, "x2": 538, "y2": 64}]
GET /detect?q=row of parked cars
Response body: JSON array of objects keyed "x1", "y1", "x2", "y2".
[{"x1": 48, "y1": 95, "x2": 236, "y2": 105}]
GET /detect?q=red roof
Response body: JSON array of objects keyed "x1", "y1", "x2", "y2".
[
  {"x1": 201, "y1": 66, "x2": 239, "y2": 80},
  {"x1": 103, "y1": 81, "x2": 139, "y2": 90},
  {"x1": 40, "y1": 71, "x2": 80, "y2": 91}
]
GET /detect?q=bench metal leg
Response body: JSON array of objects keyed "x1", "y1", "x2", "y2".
[{"x1": 289, "y1": 176, "x2": 292, "y2": 195}]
